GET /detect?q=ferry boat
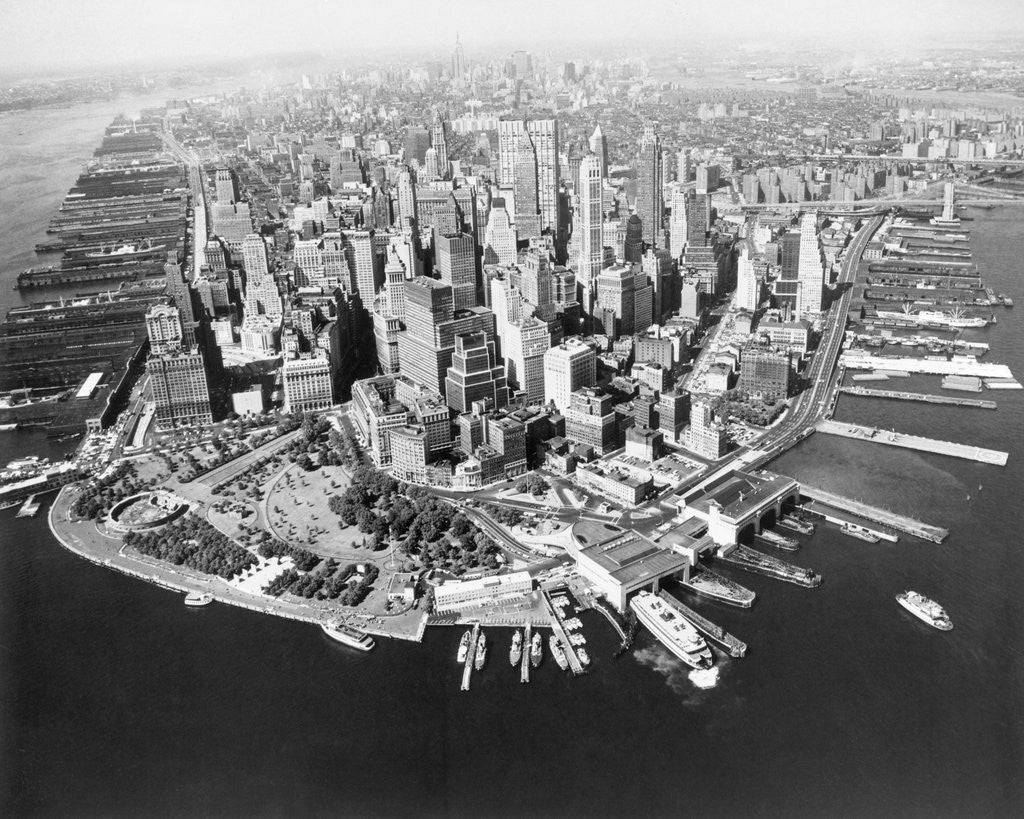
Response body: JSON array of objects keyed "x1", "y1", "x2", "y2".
[
  {"x1": 549, "y1": 636, "x2": 569, "y2": 671},
  {"x1": 779, "y1": 515, "x2": 815, "y2": 535},
  {"x1": 841, "y1": 523, "x2": 881, "y2": 543},
  {"x1": 457, "y1": 630, "x2": 471, "y2": 663},
  {"x1": 530, "y1": 632, "x2": 543, "y2": 667},
  {"x1": 509, "y1": 630, "x2": 523, "y2": 666},
  {"x1": 897, "y1": 591, "x2": 953, "y2": 630},
  {"x1": 321, "y1": 622, "x2": 376, "y2": 651},
  {"x1": 679, "y1": 567, "x2": 756, "y2": 608},
  {"x1": 474, "y1": 632, "x2": 487, "y2": 670},
  {"x1": 183, "y1": 592, "x2": 213, "y2": 607},
  {"x1": 630, "y1": 591, "x2": 713, "y2": 670}
]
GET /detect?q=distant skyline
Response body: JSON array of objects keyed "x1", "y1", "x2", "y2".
[{"x1": 4, "y1": 0, "x2": 1024, "y2": 74}]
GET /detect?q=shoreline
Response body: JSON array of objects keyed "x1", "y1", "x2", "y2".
[{"x1": 45, "y1": 485, "x2": 428, "y2": 643}]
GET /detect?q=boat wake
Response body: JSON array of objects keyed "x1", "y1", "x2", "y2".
[{"x1": 634, "y1": 644, "x2": 721, "y2": 695}]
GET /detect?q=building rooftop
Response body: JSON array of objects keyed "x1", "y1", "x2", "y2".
[
  {"x1": 572, "y1": 522, "x2": 690, "y2": 586},
  {"x1": 688, "y1": 469, "x2": 798, "y2": 521}
]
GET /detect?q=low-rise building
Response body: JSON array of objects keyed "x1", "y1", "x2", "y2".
[
  {"x1": 432, "y1": 571, "x2": 534, "y2": 614},
  {"x1": 576, "y1": 461, "x2": 654, "y2": 507}
]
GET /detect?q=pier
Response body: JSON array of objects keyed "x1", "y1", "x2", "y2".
[
  {"x1": 544, "y1": 591, "x2": 585, "y2": 675},
  {"x1": 461, "y1": 623, "x2": 480, "y2": 692},
  {"x1": 658, "y1": 591, "x2": 747, "y2": 658},
  {"x1": 520, "y1": 623, "x2": 531, "y2": 683},
  {"x1": 839, "y1": 386, "x2": 996, "y2": 409},
  {"x1": 800, "y1": 500, "x2": 899, "y2": 542},
  {"x1": 716, "y1": 545, "x2": 822, "y2": 588},
  {"x1": 799, "y1": 484, "x2": 947, "y2": 543},
  {"x1": 816, "y1": 419, "x2": 1009, "y2": 466},
  {"x1": 16, "y1": 494, "x2": 41, "y2": 517}
]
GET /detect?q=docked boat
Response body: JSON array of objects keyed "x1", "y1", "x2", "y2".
[
  {"x1": 897, "y1": 591, "x2": 952, "y2": 630},
  {"x1": 474, "y1": 632, "x2": 487, "y2": 670},
  {"x1": 841, "y1": 523, "x2": 881, "y2": 543},
  {"x1": 321, "y1": 622, "x2": 376, "y2": 651},
  {"x1": 509, "y1": 630, "x2": 523, "y2": 666},
  {"x1": 530, "y1": 632, "x2": 543, "y2": 667},
  {"x1": 679, "y1": 567, "x2": 756, "y2": 608},
  {"x1": 549, "y1": 636, "x2": 569, "y2": 671},
  {"x1": 755, "y1": 528, "x2": 801, "y2": 552},
  {"x1": 779, "y1": 515, "x2": 814, "y2": 535},
  {"x1": 576, "y1": 647, "x2": 591, "y2": 668},
  {"x1": 457, "y1": 629, "x2": 471, "y2": 663},
  {"x1": 184, "y1": 592, "x2": 213, "y2": 607},
  {"x1": 630, "y1": 591, "x2": 713, "y2": 670}
]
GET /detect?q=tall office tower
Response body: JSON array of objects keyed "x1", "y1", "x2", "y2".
[
  {"x1": 343, "y1": 230, "x2": 382, "y2": 308},
  {"x1": 150, "y1": 349, "x2": 212, "y2": 429},
  {"x1": 596, "y1": 264, "x2": 652, "y2": 339},
  {"x1": 146, "y1": 303, "x2": 184, "y2": 355},
  {"x1": 503, "y1": 316, "x2": 551, "y2": 404},
  {"x1": 242, "y1": 234, "x2": 269, "y2": 284},
  {"x1": 684, "y1": 399, "x2": 727, "y2": 459},
  {"x1": 371, "y1": 187, "x2": 391, "y2": 229},
  {"x1": 282, "y1": 353, "x2": 334, "y2": 414},
  {"x1": 736, "y1": 244, "x2": 762, "y2": 312},
  {"x1": 543, "y1": 339, "x2": 596, "y2": 412},
  {"x1": 205, "y1": 238, "x2": 228, "y2": 271},
  {"x1": 293, "y1": 239, "x2": 325, "y2": 286},
  {"x1": 498, "y1": 118, "x2": 559, "y2": 235},
  {"x1": 512, "y1": 129, "x2": 541, "y2": 239},
  {"x1": 483, "y1": 198, "x2": 517, "y2": 266},
  {"x1": 661, "y1": 149, "x2": 674, "y2": 185},
  {"x1": 444, "y1": 332, "x2": 508, "y2": 414},
  {"x1": 738, "y1": 343, "x2": 791, "y2": 402},
  {"x1": 644, "y1": 248, "x2": 675, "y2": 325},
  {"x1": 451, "y1": 33, "x2": 467, "y2": 81},
  {"x1": 431, "y1": 115, "x2": 449, "y2": 179},
  {"x1": 677, "y1": 148, "x2": 691, "y2": 183},
  {"x1": 564, "y1": 387, "x2": 620, "y2": 455},
  {"x1": 635, "y1": 122, "x2": 663, "y2": 250},
  {"x1": 589, "y1": 124, "x2": 608, "y2": 178},
  {"x1": 566, "y1": 140, "x2": 583, "y2": 188},
  {"x1": 396, "y1": 170, "x2": 417, "y2": 227},
  {"x1": 576, "y1": 153, "x2": 604, "y2": 283},
  {"x1": 685, "y1": 191, "x2": 710, "y2": 247},
  {"x1": 248, "y1": 277, "x2": 282, "y2": 319},
  {"x1": 423, "y1": 147, "x2": 440, "y2": 182},
  {"x1": 796, "y1": 213, "x2": 825, "y2": 316},
  {"x1": 390, "y1": 231, "x2": 421, "y2": 280},
  {"x1": 435, "y1": 231, "x2": 477, "y2": 311},
  {"x1": 215, "y1": 168, "x2": 239, "y2": 204},
  {"x1": 669, "y1": 188, "x2": 688, "y2": 259},
  {"x1": 623, "y1": 213, "x2": 644, "y2": 264},
  {"x1": 381, "y1": 251, "x2": 407, "y2": 320},
  {"x1": 658, "y1": 389, "x2": 690, "y2": 443}
]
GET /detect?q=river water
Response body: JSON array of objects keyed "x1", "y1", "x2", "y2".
[{"x1": 1, "y1": 106, "x2": 1022, "y2": 817}]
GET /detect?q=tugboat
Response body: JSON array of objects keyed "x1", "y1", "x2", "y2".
[
  {"x1": 509, "y1": 630, "x2": 523, "y2": 666},
  {"x1": 897, "y1": 591, "x2": 953, "y2": 630},
  {"x1": 457, "y1": 630, "x2": 471, "y2": 663},
  {"x1": 549, "y1": 636, "x2": 569, "y2": 671},
  {"x1": 530, "y1": 632, "x2": 543, "y2": 667},
  {"x1": 474, "y1": 631, "x2": 487, "y2": 670}
]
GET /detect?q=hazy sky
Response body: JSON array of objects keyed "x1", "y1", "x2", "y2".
[{"x1": 3, "y1": 0, "x2": 1024, "y2": 74}]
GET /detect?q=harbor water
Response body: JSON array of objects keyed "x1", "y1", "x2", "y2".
[{"x1": 2, "y1": 110, "x2": 1023, "y2": 816}]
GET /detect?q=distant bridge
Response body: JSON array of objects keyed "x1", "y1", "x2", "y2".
[{"x1": 769, "y1": 153, "x2": 1024, "y2": 168}]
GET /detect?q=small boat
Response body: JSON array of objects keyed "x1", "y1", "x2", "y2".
[
  {"x1": 577, "y1": 647, "x2": 591, "y2": 668},
  {"x1": 509, "y1": 630, "x2": 523, "y2": 666},
  {"x1": 897, "y1": 591, "x2": 953, "y2": 631},
  {"x1": 530, "y1": 632, "x2": 543, "y2": 667},
  {"x1": 840, "y1": 523, "x2": 881, "y2": 543},
  {"x1": 474, "y1": 632, "x2": 487, "y2": 670},
  {"x1": 457, "y1": 630, "x2": 471, "y2": 663},
  {"x1": 184, "y1": 592, "x2": 213, "y2": 607},
  {"x1": 321, "y1": 622, "x2": 375, "y2": 651},
  {"x1": 549, "y1": 636, "x2": 569, "y2": 671}
]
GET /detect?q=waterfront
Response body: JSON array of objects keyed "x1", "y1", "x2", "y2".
[{"x1": 3, "y1": 115, "x2": 1024, "y2": 817}]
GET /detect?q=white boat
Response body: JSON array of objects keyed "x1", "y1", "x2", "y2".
[
  {"x1": 321, "y1": 622, "x2": 376, "y2": 651},
  {"x1": 549, "y1": 636, "x2": 569, "y2": 671},
  {"x1": 577, "y1": 647, "x2": 591, "y2": 667},
  {"x1": 530, "y1": 632, "x2": 543, "y2": 667},
  {"x1": 509, "y1": 630, "x2": 523, "y2": 666},
  {"x1": 897, "y1": 591, "x2": 952, "y2": 631},
  {"x1": 630, "y1": 591, "x2": 714, "y2": 669},
  {"x1": 474, "y1": 632, "x2": 487, "y2": 670},
  {"x1": 457, "y1": 630, "x2": 471, "y2": 663},
  {"x1": 184, "y1": 592, "x2": 213, "y2": 607}
]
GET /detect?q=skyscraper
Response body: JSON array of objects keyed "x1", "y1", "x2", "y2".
[
  {"x1": 435, "y1": 231, "x2": 477, "y2": 312},
  {"x1": 669, "y1": 188, "x2": 688, "y2": 260},
  {"x1": 498, "y1": 118, "x2": 559, "y2": 236},
  {"x1": 623, "y1": 213, "x2": 644, "y2": 264},
  {"x1": 242, "y1": 234, "x2": 269, "y2": 283},
  {"x1": 431, "y1": 115, "x2": 449, "y2": 180},
  {"x1": 588, "y1": 124, "x2": 608, "y2": 178},
  {"x1": 396, "y1": 169, "x2": 417, "y2": 228},
  {"x1": 423, "y1": 147, "x2": 440, "y2": 182},
  {"x1": 215, "y1": 168, "x2": 239, "y2": 204},
  {"x1": 575, "y1": 153, "x2": 604, "y2": 283},
  {"x1": 736, "y1": 244, "x2": 762, "y2": 312},
  {"x1": 635, "y1": 122, "x2": 663, "y2": 250},
  {"x1": 444, "y1": 332, "x2": 508, "y2": 414},
  {"x1": 483, "y1": 198, "x2": 517, "y2": 266},
  {"x1": 145, "y1": 303, "x2": 184, "y2": 355},
  {"x1": 451, "y1": 33, "x2": 467, "y2": 82},
  {"x1": 796, "y1": 213, "x2": 824, "y2": 316},
  {"x1": 512, "y1": 128, "x2": 541, "y2": 239},
  {"x1": 543, "y1": 339, "x2": 595, "y2": 412}
]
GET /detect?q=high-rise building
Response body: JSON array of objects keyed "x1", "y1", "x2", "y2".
[
  {"x1": 685, "y1": 192, "x2": 710, "y2": 248},
  {"x1": 644, "y1": 248, "x2": 675, "y2": 325},
  {"x1": 623, "y1": 213, "x2": 644, "y2": 264},
  {"x1": 149, "y1": 349, "x2": 212, "y2": 429},
  {"x1": 635, "y1": 122, "x2": 663, "y2": 250},
  {"x1": 736, "y1": 244, "x2": 762, "y2": 312},
  {"x1": 451, "y1": 33, "x2": 467, "y2": 81},
  {"x1": 396, "y1": 170, "x2": 417, "y2": 227},
  {"x1": 564, "y1": 387, "x2": 620, "y2": 455},
  {"x1": 596, "y1": 264, "x2": 652, "y2": 339},
  {"x1": 658, "y1": 389, "x2": 690, "y2": 442},
  {"x1": 435, "y1": 231, "x2": 477, "y2": 311},
  {"x1": 511, "y1": 129, "x2": 541, "y2": 238},
  {"x1": 163, "y1": 262, "x2": 197, "y2": 349},
  {"x1": 423, "y1": 147, "x2": 440, "y2": 181},
  {"x1": 796, "y1": 213, "x2": 824, "y2": 316},
  {"x1": 502, "y1": 316, "x2": 550, "y2": 404},
  {"x1": 282, "y1": 353, "x2": 334, "y2": 413},
  {"x1": 575, "y1": 153, "x2": 604, "y2": 283},
  {"x1": 215, "y1": 168, "x2": 239, "y2": 204},
  {"x1": 589, "y1": 124, "x2": 608, "y2": 178},
  {"x1": 684, "y1": 399, "x2": 727, "y2": 459},
  {"x1": 444, "y1": 332, "x2": 508, "y2": 414},
  {"x1": 498, "y1": 118, "x2": 559, "y2": 236},
  {"x1": 483, "y1": 198, "x2": 517, "y2": 266},
  {"x1": 669, "y1": 188, "x2": 688, "y2": 260},
  {"x1": 146, "y1": 303, "x2": 184, "y2": 355},
  {"x1": 738, "y1": 343, "x2": 791, "y2": 402},
  {"x1": 242, "y1": 234, "x2": 269, "y2": 284},
  {"x1": 343, "y1": 230, "x2": 382, "y2": 308},
  {"x1": 543, "y1": 339, "x2": 595, "y2": 412},
  {"x1": 432, "y1": 115, "x2": 449, "y2": 179}
]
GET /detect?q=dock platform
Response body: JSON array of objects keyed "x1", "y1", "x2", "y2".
[
  {"x1": 16, "y1": 495, "x2": 41, "y2": 517},
  {"x1": 658, "y1": 591, "x2": 747, "y2": 658},
  {"x1": 801, "y1": 500, "x2": 899, "y2": 542},
  {"x1": 716, "y1": 545, "x2": 822, "y2": 588},
  {"x1": 839, "y1": 386, "x2": 996, "y2": 410},
  {"x1": 799, "y1": 484, "x2": 947, "y2": 543},
  {"x1": 816, "y1": 419, "x2": 1008, "y2": 466},
  {"x1": 544, "y1": 592, "x2": 585, "y2": 675},
  {"x1": 520, "y1": 623, "x2": 531, "y2": 683},
  {"x1": 461, "y1": 623, "x2": 479, "y2": 692}
]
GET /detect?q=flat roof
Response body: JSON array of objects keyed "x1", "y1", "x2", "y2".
[
  {"x1": 573, "y1": 522, "x2": 690, "y2": 588},
  {"x1": 689, "y1": 470, "x2": 797, "y2": 520},
  {"x1": 75, "y1": 372, "x2": 104, "y2": 399}
]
